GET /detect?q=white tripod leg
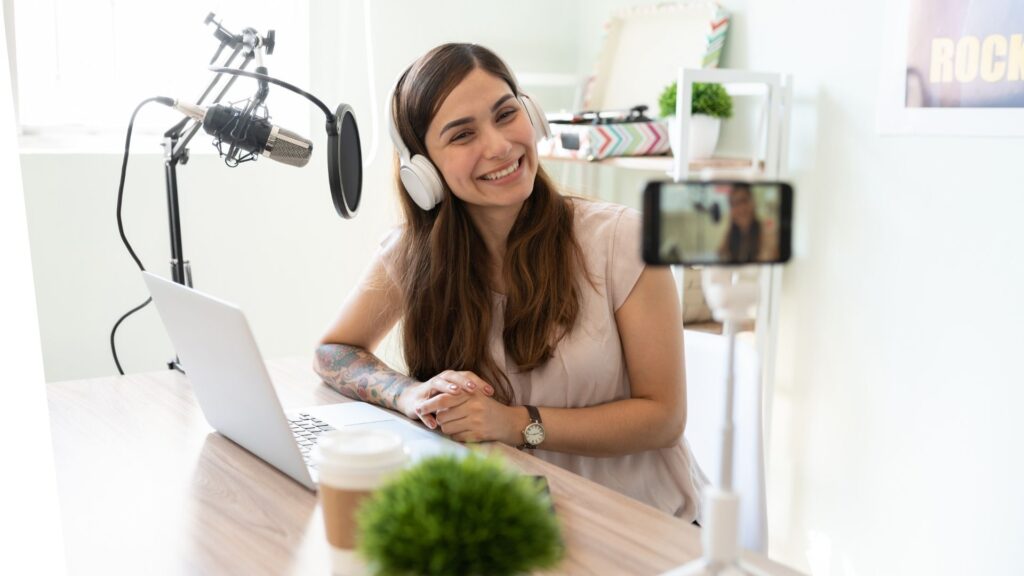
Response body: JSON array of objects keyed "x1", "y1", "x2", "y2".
[{"x1": 662, "y1": 266, "x2": 771, "y2": 576}]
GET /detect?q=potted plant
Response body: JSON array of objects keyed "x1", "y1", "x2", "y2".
[
  {"x1": 659, "y1": 81, "x2": 733, "y2": 159},
  {"x1": 357, "y1": 453, "x2": 563, "y2": 575}
]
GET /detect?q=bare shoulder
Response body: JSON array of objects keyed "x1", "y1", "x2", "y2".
[{"x1": 319, "y1": 232, "x2": 405, "y2": 349}]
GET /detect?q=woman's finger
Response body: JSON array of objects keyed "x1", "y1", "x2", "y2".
[
  {"x1": 447, "y1": 371, "x2": 495, "y2": 396},
  {"x1": 434, "y1": 406, "x2": 470, "y2": 428},
  {"x1": 416, "y1": 409, "x2": 438, "y2": 430},
  {"x1": 426, "y1": 375, "x2": 461, "y2": 396},
  {"x1": 436, "y1": 371, "x2": 477, "y2": 394},
  {"x1": 416, "y1": 391, "x2": 468, "y2": 416}
]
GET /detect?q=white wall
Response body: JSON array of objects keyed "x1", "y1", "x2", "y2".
[
  {"x1": 18, "y1": 0, "x2": 1024, "y2": 574},
  {"x1": 731, "y1": 1, "x2": 1024, "y2": 574}
]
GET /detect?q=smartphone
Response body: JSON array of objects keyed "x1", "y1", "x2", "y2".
[
  {"x1": 530, "y1": 475, "x2": 551, "y2": 496},
  {"x1": 642, "y1": 180, "x2": 793, "y2": 265},
  {"x1": 530, "y1": 475, "x2": 555, "y2": 514}
]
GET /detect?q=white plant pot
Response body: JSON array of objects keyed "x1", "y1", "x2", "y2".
[{"x1": 668, "y1": 113, "x2": 722, "y2": 160}]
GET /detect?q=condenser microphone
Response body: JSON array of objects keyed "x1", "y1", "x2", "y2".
[{"x1": 172, "y1": 100, "x2": 313, "y2": 167}]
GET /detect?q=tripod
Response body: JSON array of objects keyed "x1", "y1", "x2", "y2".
[{"x1": 662, "y1": 266, "x2": 772, "y2": 576}]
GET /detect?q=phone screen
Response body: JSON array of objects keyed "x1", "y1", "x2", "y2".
[
  {"x1": 530, "y1": 475, "x2": 555, "y2": 514},
  {"x1": 643, "y1": 180, "x2": 793, "y2": 265}
]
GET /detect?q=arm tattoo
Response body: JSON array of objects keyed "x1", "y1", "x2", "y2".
[{"x1": 313, "y1": 344, "x2": 416, "y2": 411}]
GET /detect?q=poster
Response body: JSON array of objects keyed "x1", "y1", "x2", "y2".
[{"x1": 878, "y1": 0, "x2": 1024, "y2": 135}]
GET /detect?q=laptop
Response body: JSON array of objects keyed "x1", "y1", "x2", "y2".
[{"x1": 142, "y1": 271, "x2": 465, "y2": 491}]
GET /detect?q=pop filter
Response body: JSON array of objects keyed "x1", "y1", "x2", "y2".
[{"x1": 328, "y1": 104, "x2": 362, "y2": 219}]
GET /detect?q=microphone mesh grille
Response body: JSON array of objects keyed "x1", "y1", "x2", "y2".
[{"x1": 266, "y1": 128, "x2": 313, "y2": 167}]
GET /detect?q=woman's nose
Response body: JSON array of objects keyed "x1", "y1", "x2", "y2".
[{"x1": 481, "y1": 126, "x2": 512, "y2": 160}]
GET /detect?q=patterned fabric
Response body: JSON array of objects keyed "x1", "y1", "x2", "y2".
[{"x1": 547, "y1": 121, "x2": 670, "y2": 160}]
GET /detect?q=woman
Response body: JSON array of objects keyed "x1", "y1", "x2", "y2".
[
  {"x1": 314, "y1": 43, "x2": 704, "y2": 520},
  {"x1": 717, "y1": 184, "x2": 778, "y2": 263}
]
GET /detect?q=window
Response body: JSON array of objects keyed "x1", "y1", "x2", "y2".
[{"x1": 12, "y1": 0, "x2": 309, "y2": 150}]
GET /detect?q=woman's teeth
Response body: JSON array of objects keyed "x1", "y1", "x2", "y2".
[{"x1": 481, "y1": 159, "x2": 519, "y2": 181}]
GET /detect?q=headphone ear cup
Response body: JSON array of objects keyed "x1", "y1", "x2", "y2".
[
  {"x1": 401, "y1": 154, "x2": 445, "y2": 211},
  {"x1": 520, "y1": 95, "x2": 552, "y2": 142}
]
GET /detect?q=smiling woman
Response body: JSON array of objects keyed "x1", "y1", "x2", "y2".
[{"x1": 314, "y1": 43, "x2": 707, "y2": 521}]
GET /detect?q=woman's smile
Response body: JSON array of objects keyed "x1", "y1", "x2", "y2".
[{"x1": 477, "y1": 155, "x2": 524, "y2": 184}]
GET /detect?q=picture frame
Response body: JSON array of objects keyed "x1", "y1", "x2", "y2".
[
  {"x1": 876, "y1": 0, "x2": 1024, "y2": 136},
  {"x1": 585, "y1": 1, "x2": 730, "y2": 115}
]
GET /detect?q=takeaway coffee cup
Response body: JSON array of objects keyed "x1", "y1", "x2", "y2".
[{"x1": 313, "y1": 428, "x2": 407, "y2": 576}]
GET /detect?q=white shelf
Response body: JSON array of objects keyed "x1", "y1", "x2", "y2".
[{"x1": 540, "y1": 153, "x2": 763, "y2": 176}]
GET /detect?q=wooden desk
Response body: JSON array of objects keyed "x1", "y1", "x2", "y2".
[{"x1": 47, "y1": 357, "x2": 801, "y2": 575}]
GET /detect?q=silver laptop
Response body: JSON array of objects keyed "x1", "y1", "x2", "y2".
[{"x1": 142, "y1": 271, "x2": 465, "y2": 491}]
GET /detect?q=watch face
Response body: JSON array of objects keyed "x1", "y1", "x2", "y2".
[{"x1": 524, "y1": 422, "x2": 545, "y2": 445}]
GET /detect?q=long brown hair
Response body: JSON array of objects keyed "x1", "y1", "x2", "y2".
[{"x1": 391, "y1": 43, "x2": 586, "y2": 405}]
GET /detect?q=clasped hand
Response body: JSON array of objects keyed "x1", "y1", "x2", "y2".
[{"x1": 397, "y1": 370, "x2": 520, "y2": 445}]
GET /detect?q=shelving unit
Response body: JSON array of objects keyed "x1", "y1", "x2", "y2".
[
  {"x1": 669, "y1": 68, "x2": 793, "y2": 458},
  {"x1": 540, "y1": 154, "x2": 763, "y2": 175}
]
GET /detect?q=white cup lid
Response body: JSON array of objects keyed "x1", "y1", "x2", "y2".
[{"x1": 312, "y1": 428, "x2": 407, "y2": 489}]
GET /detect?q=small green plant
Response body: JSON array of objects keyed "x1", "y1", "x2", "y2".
[
  {"x1": 357, "y1": 453, "x2": 563, "y2": 576},
  {"x1": 658, "y1": 82, "x2": 733, "y2": 119}
]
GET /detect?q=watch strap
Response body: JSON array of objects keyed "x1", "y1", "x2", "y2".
[
  {"x1": 518, "y1": 405, "x2": 544, "y2": 450},
  {"x1": 525, "y1": 404, "x2": 541, "y2": 424}
]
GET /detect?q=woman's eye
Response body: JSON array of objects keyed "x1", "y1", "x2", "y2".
[
  {"x1": 497, "y1": 109, "x2": 517, "y2": 122},
  {"x1": 450, "y1": 130, "x2": 472, "y2": 143}
]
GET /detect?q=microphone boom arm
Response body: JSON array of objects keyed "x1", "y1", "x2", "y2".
[{"x1": 207, "y1": 66, "x2": 336, "y2": 127}]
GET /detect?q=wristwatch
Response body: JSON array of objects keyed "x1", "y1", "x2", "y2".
[{"x1": 519, "y1": 405, "x2": 545, "y2": 449}]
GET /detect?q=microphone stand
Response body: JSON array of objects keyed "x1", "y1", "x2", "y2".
[
  {"x1": 153, "y1": 14, "x2": 361, "y2": 373},
  {"x1": 160, "y1": 15, "x2": 269, "y2": 371}
]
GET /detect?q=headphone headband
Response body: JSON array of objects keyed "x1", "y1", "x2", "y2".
[{"x1": 386, "y1": 81, "x2": 413, "y2": 163}]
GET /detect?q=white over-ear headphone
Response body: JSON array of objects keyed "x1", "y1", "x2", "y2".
[{"x1": 387, "y1": 84, "x2": 552, "y2": 211}]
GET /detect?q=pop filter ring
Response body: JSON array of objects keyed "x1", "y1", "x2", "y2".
[{"x1": 208, "y1": 66, "x2": 363, "y2": 219}]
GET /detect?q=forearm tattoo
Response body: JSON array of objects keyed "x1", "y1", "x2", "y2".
[{"x1": 314, "y1": 344, "x2": 414, "y2": 410}]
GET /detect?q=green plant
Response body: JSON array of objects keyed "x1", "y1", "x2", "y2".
[
  {"x1": 357, "y1": 453, "x2": 563, "y2": 576},
  {"x1": 658, "y1": 82, "x2": 733, "y2": 119}
]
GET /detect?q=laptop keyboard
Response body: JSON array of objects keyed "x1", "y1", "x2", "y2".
[{"x1": 288, "y1": 413, "x2": 335, "y2": 468}]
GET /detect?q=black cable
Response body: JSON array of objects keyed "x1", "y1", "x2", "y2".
[
  {"x1": 110, "y1": 297, "x2": 152, "y2": 375},
  {"x1": 110, "y1": 96, "x2": 174, "y2": 375},
  {"x1": 207, "y1": 66, "x2": 334, "y2": 120}
]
